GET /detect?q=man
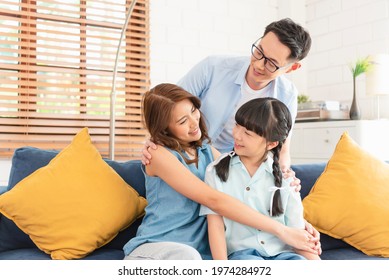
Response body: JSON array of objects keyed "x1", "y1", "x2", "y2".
[
  {"x1": 142, "y1": 18, "x2": 320, "y2": 253},
  {"x1": 176, "y1": 18, "x2": 311, "y2": 171}
]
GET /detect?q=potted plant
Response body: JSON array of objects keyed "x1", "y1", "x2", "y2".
[
  {"x1": 349, "y1": 56, "x2": 372, "y2": 120},
  {"x1": 297, "y1": 93, "x2": 311, "y2": 110}
]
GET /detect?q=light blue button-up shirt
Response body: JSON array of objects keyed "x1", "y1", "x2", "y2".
[
  {"x1": 200, "y1": 154, "x2": 305, "y2": 257},
  {"x1": 177, "y1": 55, "x2": 298, "y2": 153}
]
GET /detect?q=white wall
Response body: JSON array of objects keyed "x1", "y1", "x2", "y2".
[
  {"x1": 305, "y1": 0, "x2": 389, "y2": 119},
  {"x1": 150, "y1": 0, "x2": 389, "y2": 119},
  {"x1": 149, "y1": 0, "x2": 279, "y2": 87}
]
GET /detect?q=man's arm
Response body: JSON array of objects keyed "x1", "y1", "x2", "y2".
[
  {"x1": 141, "y1": 139, "x2": 157, "y2": 165},
  {"x1": 280, "y1": 136, "x2": 291, "y2": 171},
  {"x1": 280, "y1": 136, "x2": 301, "y2": 190}
]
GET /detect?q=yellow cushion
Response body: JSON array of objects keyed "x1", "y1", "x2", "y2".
[
  {"x1": 303, "y1": 132, "x2": 389, "y2": 257},
  {"x1": 0, "y1": 128, "x2": 147, "y2": 259}
]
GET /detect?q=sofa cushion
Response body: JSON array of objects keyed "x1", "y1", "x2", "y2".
[
  {"x1": 303, "y1": 132, "x2": 389, "y2": 257},
  {"x1": 292, "y1": 162, "x2": 351, "y2": 252},
  {"x1": 0, "y1": 128, "x2": 147, "y2": 259},
  {"x1": 320, "y1": 247, "x2": 386, "y2": 260}
]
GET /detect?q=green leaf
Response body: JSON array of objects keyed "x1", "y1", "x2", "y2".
[{"x1": 350, "y1": 56, "x2": 373, "y2": 78}]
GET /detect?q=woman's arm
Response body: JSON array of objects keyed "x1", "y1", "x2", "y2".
[
  {"x1": 146, "y1": 146, "x2": 317, "y2": 254},
  {"x1": 207, "y1": 214, "x2": 228, "y2": 260}
]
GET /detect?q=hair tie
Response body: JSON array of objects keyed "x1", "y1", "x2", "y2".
[
  {"x1": 228, "y1": 151, "x2": 236, "y2": 158},
  {"x1": 268, "y1": 185, "x2": 287, "y2": 216},
  {"x1": 211, "y1": 150, "x2": 235, "y2": 166}
]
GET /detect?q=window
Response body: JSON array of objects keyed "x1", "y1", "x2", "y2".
[{"x1": 0, "y1": 0, "x2": 149, "y2": 160}]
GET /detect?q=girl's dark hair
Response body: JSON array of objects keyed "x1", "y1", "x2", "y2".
[
  {"x1": 264, "y1": 18, "x2": 311, "y2": 61},
  {"x1": 215, "y1": 97, "x2": 292, "y2": 216},
  {"x1": 142, "y1": 83, "x2": 211, "y2": 165}
]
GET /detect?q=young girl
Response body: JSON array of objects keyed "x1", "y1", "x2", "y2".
[
  {"x1": 123, "y1": 84, "x2": 318, "y2": 260},
  {"x1": 201, "y1": 97, "x2": 320, "y2": 260}
]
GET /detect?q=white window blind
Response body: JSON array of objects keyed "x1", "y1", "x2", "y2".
[{"x1": 0, "y1": 0, "x2": 150, "y2": 160}]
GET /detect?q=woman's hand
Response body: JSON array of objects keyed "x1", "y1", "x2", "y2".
[
  {"x1": 304, "y1": 220, "x2": 322, "y2": 255},
  {"x1": 278, "y1": 226, "x2": 318, "y2": 254}
]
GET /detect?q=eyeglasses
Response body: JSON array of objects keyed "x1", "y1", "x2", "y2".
[{"x1": 251, "y1": 41, "x2": 290, "y2": 73}]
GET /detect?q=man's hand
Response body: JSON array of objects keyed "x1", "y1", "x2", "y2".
[
  {"x1": 141, "y1": 139, "x2": 157, "y2": 165},
  {"x1": 282, "y1": 167, "x2": 301, "y2": 192}
]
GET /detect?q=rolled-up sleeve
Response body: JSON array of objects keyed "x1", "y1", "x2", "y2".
[{"x1": 199, "y1": 164, "x2": 220, "y2": 216}]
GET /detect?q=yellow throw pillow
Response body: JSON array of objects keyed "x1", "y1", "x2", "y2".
[
  {"x1": 0, "y1": 128, "x2": 147, "y2": 260},
  {"x1": 303, "y1": 132, "x2": 389, "y2": 257}
]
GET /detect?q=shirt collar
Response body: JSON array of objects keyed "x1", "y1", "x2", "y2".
[
  {"x1": 230, "y1": 154, "x2": 275, "y2": 176},
  {"x1": 234, "y1": 57, "x2": 251, "y2": 86}
]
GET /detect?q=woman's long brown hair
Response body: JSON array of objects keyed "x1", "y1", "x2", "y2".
[{"x1": 142, "y1": 83, "x2": 211, "y2": 164}]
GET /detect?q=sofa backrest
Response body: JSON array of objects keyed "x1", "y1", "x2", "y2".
[
  {"x1": 6, "y1": 146, "x2": 146, "y2": 197},
  {"x1": 291, "y1": 162, "x2": 327, "y2": 199}
]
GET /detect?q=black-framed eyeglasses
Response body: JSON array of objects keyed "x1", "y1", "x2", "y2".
[{"x1": 251, "y1": 41, "x2": 290, "y2": 73}]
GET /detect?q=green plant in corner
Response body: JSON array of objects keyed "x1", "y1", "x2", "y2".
[{"x1": 349, "y1": 56, "x2": 372, "y2": 120}]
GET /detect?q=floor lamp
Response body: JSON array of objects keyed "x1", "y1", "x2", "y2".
[
  {"x1": 109, "y1": 0, "x2": 138, "y2": 160},
  {"x1": 366, "y1": 54, "x2": 389, "y2": 119}
]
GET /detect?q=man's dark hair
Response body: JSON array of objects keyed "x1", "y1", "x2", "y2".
[{"x1": 264, "y1": 18, "x2": 311, "y2": 61}]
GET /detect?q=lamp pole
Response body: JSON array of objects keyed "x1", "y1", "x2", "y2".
[{"x1": 109, "y1": 0, "x2": 138, "y2": 160}]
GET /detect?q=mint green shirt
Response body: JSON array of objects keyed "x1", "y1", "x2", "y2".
[{"x1": 200, "y1": 154, "x2": 305, "y2": 257}]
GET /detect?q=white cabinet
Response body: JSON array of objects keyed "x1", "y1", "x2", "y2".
[{"x1": 290, "y1": 120, "x2": 389, "y2": 164}]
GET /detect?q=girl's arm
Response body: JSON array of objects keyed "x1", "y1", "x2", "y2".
[
  {"x1": 146, "y1": 146, "x2": 317, "y2": 254},
  {"x1": 207, "y1": 214, "x2": 228, "y2": 260}
]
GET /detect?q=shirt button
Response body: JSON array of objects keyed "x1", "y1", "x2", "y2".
[
  {"x1": 261, "y1": 241, "x2": 265, "y2": 244},
  {"x1": 246, "y1": 186, "x2": 250, "y2": 191}
]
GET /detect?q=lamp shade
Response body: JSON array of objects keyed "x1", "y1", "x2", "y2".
[{"x1": 366, "y1": 54, "x2": 389, "y2": 96}]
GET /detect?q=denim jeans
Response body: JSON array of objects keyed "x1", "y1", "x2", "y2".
[{"x1": 228, "y1": 248, "x2": 306, "y2": 260}]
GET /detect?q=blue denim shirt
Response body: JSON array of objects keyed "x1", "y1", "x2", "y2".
[
  {"x1": 177, "y1": 55, "x2": 298, "y2": 153},
  {"x1": 123, "y1": 144, "x2": 214, "y2": 260}
]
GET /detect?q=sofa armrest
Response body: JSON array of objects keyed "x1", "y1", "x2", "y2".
[{"x1": 0, "y1": 186, "x2": 7, "y2": 195}]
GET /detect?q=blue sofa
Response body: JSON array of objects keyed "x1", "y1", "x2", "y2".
[{"x1": 0, "y1": 147, "x2": 385, "y2": 260}]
